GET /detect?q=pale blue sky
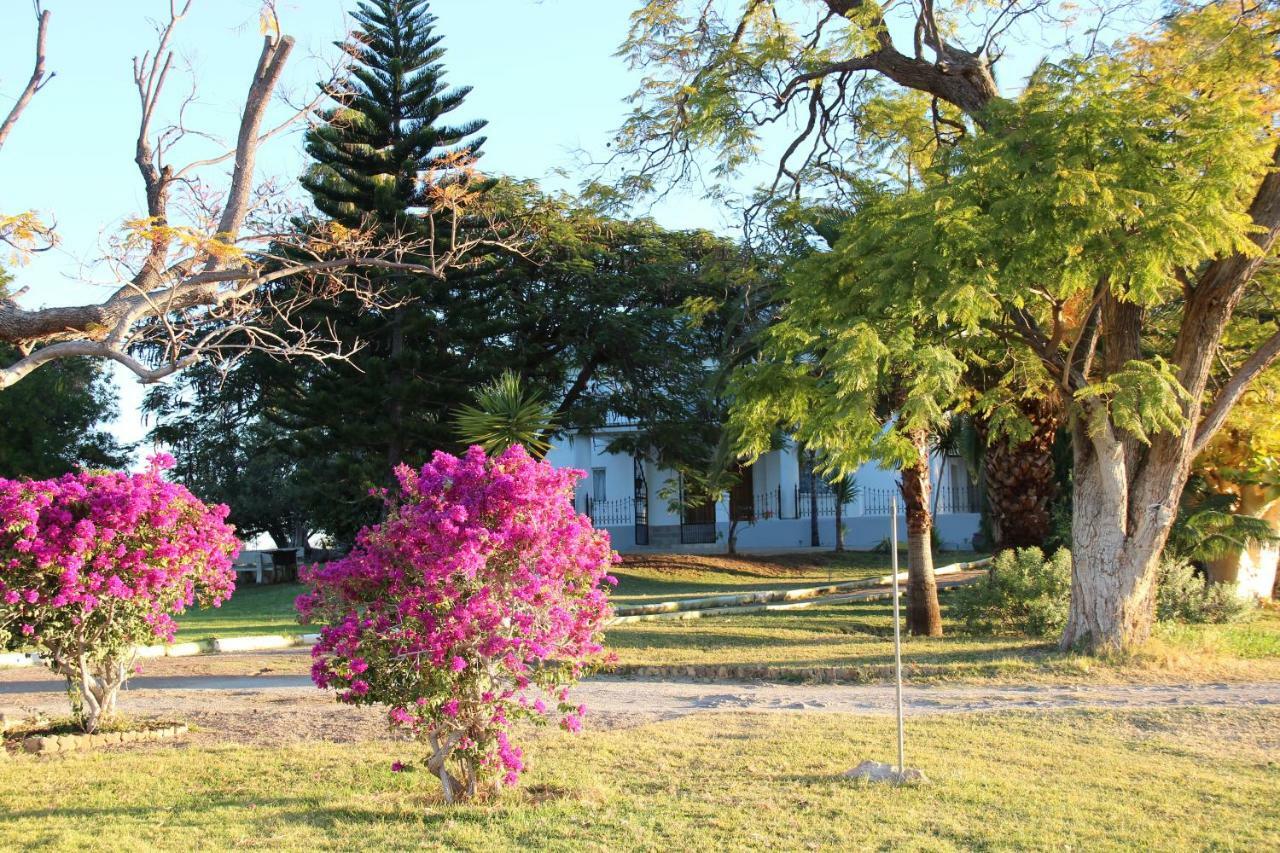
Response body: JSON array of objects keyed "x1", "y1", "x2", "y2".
[
  {"x1": 0, "y1": 0, "x2": 1139, "y2": 455},
  {"x1": 1, "y1": 0, "x2": 733, "y2": 452}
]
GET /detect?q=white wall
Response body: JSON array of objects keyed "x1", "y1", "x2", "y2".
[{"x1": 548, "y1": 428, "x2": 981, "y2": 552}]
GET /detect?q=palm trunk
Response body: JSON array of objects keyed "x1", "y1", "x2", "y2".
[
  {"x1": 835, "y1": 501, "x2": 845, "y2": 552},
  {"x1": 899, "y1": 428, "x2": 942, "y2": 636},
  {"x1": 978, "y1": 398, "x2": 1060, "y2": 551}
]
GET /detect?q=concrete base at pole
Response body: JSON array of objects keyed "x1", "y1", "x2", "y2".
[{"x1": 842, "y1": 760, "x2": 931, "y2": 785}]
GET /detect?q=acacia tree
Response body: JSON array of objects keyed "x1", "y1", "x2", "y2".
[
  {"x1": 618, "y1": 1, "x2": 1280, "y2": 650},
  {"x1": 730, "y1": 269, "x2": 961, "y2": 635},
  {"x1": 0, "y1": 2, "x2": 510, "y2": 389}
]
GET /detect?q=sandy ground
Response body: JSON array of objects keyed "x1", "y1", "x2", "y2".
[{"x1": 3, "y1": 660, "x2": 1278, "y2": 747}]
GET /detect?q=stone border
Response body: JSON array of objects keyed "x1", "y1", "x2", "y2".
[
  {"x1": 18, "y1": 724, "x2": 189, "y2": 755},
  {"x1": 2, "y1": 633, "x2": 322, "y2": 669},
  {"x1": 613, "y1": 557, "x2": 991, "y2": 617}
]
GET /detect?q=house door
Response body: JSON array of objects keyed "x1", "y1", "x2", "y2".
[
  {"x1": 633, "y1": 456, "x2": 650, "y2": 546},
  {"x1": 679, "y1": 475, "x2": 717, "y2": 544},
  {"x1": 728, "y1": 463, "x2": 755, "y2": 522}
]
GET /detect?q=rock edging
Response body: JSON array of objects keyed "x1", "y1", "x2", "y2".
[{"x1": 19, "y1": 724, "x2": 189, "y2": 755}]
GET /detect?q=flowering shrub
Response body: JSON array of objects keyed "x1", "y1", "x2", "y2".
[
  {"x1": 298, "y1": 445, "x2": 616, "y2": 802},
  {"x1": 0, "y1": 455, "x2": 238, "y2": 731}
]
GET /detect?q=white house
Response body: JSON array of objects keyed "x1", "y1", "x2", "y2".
[{"x1": 545, "y1": 419, "x2": 982, "y2": 552}]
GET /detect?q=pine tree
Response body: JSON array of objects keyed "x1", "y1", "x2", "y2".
[
  {"x1": 272, "y1": 0, "x2": 494, "y2": 515},
  {"x1": 301, "y1": 0, "x2": 486, "y2": 231}
]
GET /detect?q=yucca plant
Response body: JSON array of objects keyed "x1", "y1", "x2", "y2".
[
  {"x1": 454, "y1": 371, "x2": 559, "y2": 458},
  {"x1": 1166, "y1": 475, "x2": 1279, "y2": 564},
  {"x1": 828, "y1": 474, "x2": 860, "y2": 553}
]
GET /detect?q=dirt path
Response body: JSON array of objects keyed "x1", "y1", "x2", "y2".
[{"x1": 3, "y1": 665, "x2": 1277, "y2": 746}]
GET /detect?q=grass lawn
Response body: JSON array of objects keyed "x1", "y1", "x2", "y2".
[
  {"x1": 606, "y1": 599, "x2": 1280, "y2": 683},
  {"x1": 172, "y1": 550, "x2": 1280, "y2": 684},
  {"x1": 175, "y1": 550, "x2": 982, "y2": 642},
  {"x1": 2, "y1": 707, "x2": 1276, "y2": 850}
]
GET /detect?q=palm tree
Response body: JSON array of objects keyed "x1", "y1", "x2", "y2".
[
  {"x1": 828, "y1": 475, "x2": 860, "y2": 553},
  {"x1": 454, "y1": 371, "x2": 558, "y2": 458}
]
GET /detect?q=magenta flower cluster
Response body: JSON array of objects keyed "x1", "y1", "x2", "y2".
[
  {"x1": 0, "y1": 454, "x2": 239, "y2": 656},
  {"x1": 297, "y1": 445, "x2": 616, "y2": 795}
]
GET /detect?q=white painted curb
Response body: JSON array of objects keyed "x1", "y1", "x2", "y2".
[{"x1": 213, "y1": 634, "x2": 300, "y2": 653}]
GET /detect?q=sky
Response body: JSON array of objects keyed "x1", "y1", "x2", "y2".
[
  {"x1": 0, "y1": 0, "x2": 1142, "y2": 460},
  {"x1": 1, "y1": 0, "x2": 739, "y2": 456}
]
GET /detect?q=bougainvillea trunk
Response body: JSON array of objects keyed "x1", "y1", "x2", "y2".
[
  {"x1": 978, "y1": 398, "x2": 1060, "y2": 551},
  {"x1": 899, "y1": 429, "x2": 942, "y2": 637},
  {"x1": 67, "y1": 654, "x2": 131, "y2": 733}
]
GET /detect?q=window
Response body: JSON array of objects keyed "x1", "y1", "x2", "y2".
[{"x1": 592, "y1": 468, "x2": 607, "y2": 502}]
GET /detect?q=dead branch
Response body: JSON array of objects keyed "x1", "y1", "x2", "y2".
[
  {"x1": 0, "y1": 3, "x2": 527, "y2": 389},
  {"x1": 0, "y1": 2, "x2": 53, "y2": 153}
]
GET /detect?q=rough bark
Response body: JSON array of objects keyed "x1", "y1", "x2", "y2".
[
  {"x1": 979, "y1": 398, "x2": 1061, "y2": 551},
  {"x1": 899, "y1": 428, "x2": 943, "y2": 636},
  {"x1": 835, "y1": 502, "x2": 845, "y2": 552}
]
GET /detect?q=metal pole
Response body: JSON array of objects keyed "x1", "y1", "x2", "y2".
[{"x1": 891, "y1": 496, "x2": 905, "y2": 776}]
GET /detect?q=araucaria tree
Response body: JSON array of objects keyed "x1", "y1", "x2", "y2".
[
  {"x1": 618, "y1": 1, "x2": 1280, "y2": 650},
  {"x1": 297, "y1": 446, "x2": 616, "y2": 803},
  {"x1": 280, "y1": 0, "x2": 493, "y2": 474},
  {"x1": 0, "y1": 455, "x2": 237, "y2": 732}
]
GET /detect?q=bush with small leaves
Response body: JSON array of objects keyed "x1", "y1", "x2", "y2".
[
  {"x1": 952, "y1": 547, "x2": 1072, "y2": 637},
  {"x1": 297, "y1": 445, "x2": 616, "y2": 803},
  {"x1": 0, "y1": 455, "x2": 238, "y2": 732},
  {"x1": 1156, "y1": 560, "x2": 1255, "y2": 624}
]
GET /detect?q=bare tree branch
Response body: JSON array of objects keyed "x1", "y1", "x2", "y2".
[
  {"x1": 0, "y1": 2, "x2": 53, "y2": 153},
  {"x1": 0, "y1": 4, "x2": 530, "y2": 389}
]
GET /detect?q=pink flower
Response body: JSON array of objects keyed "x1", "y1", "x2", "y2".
[
  {"x1": 296, "y1": 445, "x2": 614, "y2": 794},
  {"x1": 391, "y1": 761, "x2": 407, "y2": 773}
]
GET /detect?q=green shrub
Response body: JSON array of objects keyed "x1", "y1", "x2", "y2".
[
  {"x1": 951, "y1": 547, "x2": 1072, "y2": 637},
  {"x1": 1155, "y1": 560, "x2": 1254, "y2": 624}
]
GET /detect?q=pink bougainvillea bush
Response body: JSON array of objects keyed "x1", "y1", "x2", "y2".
[
  {"x1": 297, "y1": 445, "x2": 616, "y2": 802},
  {"x1": 0, "y1": 455, "x2": 238, "y2": 731}
]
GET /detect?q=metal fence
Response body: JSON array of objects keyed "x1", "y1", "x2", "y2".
[
  {"x1": 583, "y1": 496, "x2": 636, "y2": 527},
  {"x1": 580, "y1": 482, "x2": 978, "y2": 532}
]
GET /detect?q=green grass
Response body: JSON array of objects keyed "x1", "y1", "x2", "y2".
[
  {"x1": 173, "y1": 553, "x2": 1280, "y2": 684},
  {"x1": 176, "y1": 550, "x2": 981, "y2": 641},
  {"x1": 608, "y1": 550, "x2": 979, "y2": 604},
  {"x1": 2, "y1": 707, "x2": 1277, "y2": 850},
  {"x1": 177, "y1": 582, "x2": 309, "y2": 641},
  {"x1": 605, "y1": 600, "x2": 1280, "y2": 682}
]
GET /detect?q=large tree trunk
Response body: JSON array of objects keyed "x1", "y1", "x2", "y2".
[
  {"x1": 835, "y1": 501, "x2": 845, "y2": 552},
  {"x1": 979, "y1": 398, "x2": 1061, "y2": 550},
  {"x1": 1207, "y1": 484, "x2": 1279, "y2": 600},
  {"x1": 1058, "y1": 408, "x2": 1184, "y2": 651},
  {"x1": 899, "y1": 428, "x2": 942, "y2": 636}
]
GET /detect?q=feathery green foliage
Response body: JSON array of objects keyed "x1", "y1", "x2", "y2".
[{"x1": 454, "y1": 371, "x2": 558, "y2": 458}]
